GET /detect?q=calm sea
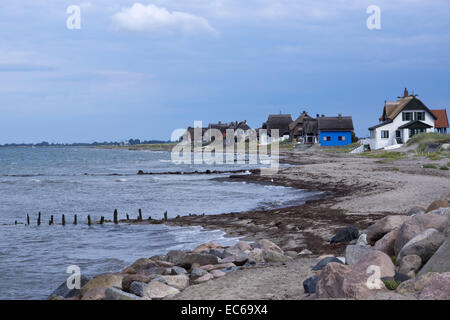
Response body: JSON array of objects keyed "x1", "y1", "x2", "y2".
[{"x1": 0, "y1": 147, "x2": 321, "y2": 299}]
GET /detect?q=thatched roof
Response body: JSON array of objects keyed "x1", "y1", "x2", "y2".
[
  {"x1": 380, "y1": 96, "x2": 437, "y2": 121},
  {"x1": 318, "y1": 116, "x2": 354, "y2": 132},
  {"x1": 262, "y1": 114, "x2": 293, "y2": 136}
]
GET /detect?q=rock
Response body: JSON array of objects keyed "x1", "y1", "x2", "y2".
[
  {"x1": 210, "y1": 270, "x2": 226, "y2": 278},
  {"x1": 209, "y1": 249, "x2": 227, "y2": 259},
  {"x1": 144, "y1": 266, "x2": 167, "y2": 276},
  {"x1": 316, "y1": 263, "x2": 385, "y2": 299},
  {"x1": 153, "y1": 274, "x2": 190, "y2": 290},
  {"x1": 418, "y1": 236, "x2": 450, "y2": 275},
  {"x1": 397, "y1": 228, "x2": 445, "y2": 262},
  {"x1": 190, "y1": 268, "x2": 208, "y2": 279},
  {"x1": 247, "y1": 248, "x2": 264, "y2": 263},
  {"x1": 330, "y1": 226, "x2": 359, "y2": 244},
  {"x1": 312, "y1": 256, "x2": 344, "y2": 271},
  {"x1": 427, "y1": 207, "x2": 450, "y2": 217},
  {"x1": 140, "y1": 281, "x2": 180, "y2": 299},
  {"x1": 440, "y1": 191, "x2": 450, "y2": 202},
  {"x1": 168, "y1": 266, "x2": 187, "y2": 275},
  {"x1": 129, "y1": 281, "x2": 147, "y2": 297},
  {"x1": 257, "y1": 239, "x2": 284, "y2": 254},
  {"x1": 394, "y1": 214, "x2": 448, "y2": 256},
  {"x1": 165, "y1": 250, "x2": 188, "y2": 265},
  {"x1": 414, "y1": 272, "x2": 439, "y2": 291},
  {"x1": 418, "y1": 272, "x2": 450, "y2": 300},
  {"x1": 80, "y1": 274, "x2": 123, "y2": 297},
  {"x1": 285, "y1": 251, "x2": 298, "y2": 258},
  {"x1": 154, "y1": 260, "x2": 173, "y2": 268},
  {"x1": 373, "y1": 228, "x2": 398, "y2": 257},
  {"x1": 262, "y1": 250, "x2": 292, "y2": 263},
  {"x1": 367, "y1": 216, "x2": 411, "y2": 244},
  {"x1": 200, "y1": 263, "x2": 236, "y2": 272},
  {"x1": 105, "y1": 287, "x2": 144, "y2": 300},
  {"x1": 180, "y1": 253, "x2": 219, "y2": 268},
  {"x1": 48, "y1": 275, "x2": 90, "y2": 299},
  {"x1": 125, "y1": 258, "x2": 157, "y2": 274},
  {"x1": 231, "y1": 253, "x2": 249, "y2": 266},
  {"x1": 365, "y1": 291, "x2": 417, "y2": 300},
  {"x1": 354, "y1": 250, "x2": 395, "y2": 278},
  {"x1": 303, "y1": 276, "x2": 318, "y2": 294},
  {"x1": 192, "y1": 273, "x2": 214, "y2": 284},
  {"x1": 299, "y1": 249, "x2": 312, "y2": 255},
  {"x1": 426, "y1": 199, "x2": 449, "y2": 213},
  {"x1": 122, "y1": 274, "x2": 151, "y2": 292},
  {"x1": 345, "y1": 245, "x2": 373, "y2": 266},
  {"x1": 81, "y1": 287, "x2": 107, "y2": 300},
  {"x1": 398, "y1": 255, "x2": 422, "y2": 275},
  {"x1": 191, "y1": 263, "x2": 200, "y2": 270},
  {"x1": 393, "y1": 272, "x2": 410, "y2": 283},
  {"x1": 234, "y1": 241, "x2": 252, "y2": 251},
  {"x1": 407, "y1": 206, "x2": 426, "y2": 216},
  {"x1": 395, "y1": 279, "x2": 417, "y2": 296},
  {"x1": 356, "y1": 234, "x2": 368, "y2": 246},
  {"x1": 192, "y1": 242, "x2": 222, "y2": 253}
]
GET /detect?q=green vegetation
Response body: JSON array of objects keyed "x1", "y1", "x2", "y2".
[
  {"x1": 321, "y1": 141, "x2": 361, "y2": 153},
  {"x1": 382, "y1": 279, "x2": 401, "y2": 291},
  {"x1": 392, "y1": 167, "x2": 399, "y2": 171},
  {"x1": 440, "y1": 166, "x2": 449, "y2": 171},
  {"x1": 361, "y1": 151, "x2": 407, "y2": 163},
  {"x1": 423, "y1": 164, "x2": 437, "y2": 169},
  {"x1": 391, "y1": 256, "x2": 397, "y2": 265},
  {"x1": 406, "y1": 132, "x2": 450, "y2": 152}
]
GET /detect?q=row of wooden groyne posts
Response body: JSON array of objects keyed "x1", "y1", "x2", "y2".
[{"x1": 13, "y1": 209, "x2": 169, "y2": 226}]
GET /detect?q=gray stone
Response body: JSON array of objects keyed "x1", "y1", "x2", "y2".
[
  {"x1": 48, "y1": 275, "x2": 90, "y2": 299},
  {"x1": 129, "y1": 281, "x2": 147, "y2": 297},
  {"x1": 330, "y1": 226, "x2": 359, "y2": 244},
  {"x1": 312, "y1": 256, "x2": 344, "y2": 271},
  {"x1": 353, "y1": 250, "x2": 395, "y2": 278},
  {"x1": 398, "y1": 255, "x2": 422, "y2": 275},
  {"x1": 209, "y1": 248, "x2": 227, "y2": 259},
  {"x1": 345, "y1": 245, "x2": 373, "y2": 266},
  {"x1": 356, "y1": 234, "x2": 368, "y2": 246},
  {"x1": 303, "y1": 276, "x2": 318, "y2": 294},
  {"x1": 419, "y1": 236, "x2": 450, "y2": 275},
  {"x1": 418, "y1": 272, "x2": 450, "y2": 300},
  {"x1": 141, "y1": 281, "x2": 180, "y2": 299},
  {"x1": 105, "y1": 287, "x2": 144, "y2": 300},
  {"x1": 367, "y1": 215, "x2": 411, "y2": 244},
  {"x1": 398, "y1": 228, "x2": 445, "y2": 262},
  {"x1": 168, "y1": 266, "x2": 187, "y2": 275},
  {"x1": 427, "y1": 207, "x2": 450, "y2": 217},
  {"x1": 165, "y1": 250, "x2": 188, "y2": 265},
  {"x1": 406, "y1": 206, "x2": 426, "y2": 216},
  {"x1": 262, "y1": 250, "x2": 292, "y2": 263},
  {"x1": 153, "y1": 274, "x2": 190, "y2": 290},
  {"x1": 180, "y1": 253, "x2": 219, "y2": 268},
  {"x1": 190, "y1": 268, "x2": 207, "y2": 279}
]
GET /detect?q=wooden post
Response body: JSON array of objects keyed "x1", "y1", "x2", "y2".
[
  {"x1": 88, "y1": 215, "x2": 91, "y2": 226},
  {"x1": 164, "y1": 211, "x2": 167, "y2": 221},
  {"x1": 15, "y1": 220, "x2": 17, "y2": 225},
  {"x1": 37, "y1": 212, "x2": 41, "y2": 226},
  {"x1": 27, "y1": 214, "x2": 30, "y2": 225},
  {"x1": 62, "y1": 214, "x2": 65, "y2": 226},
  {"x1": 49, "y1": 215, "x2": 54, "y2": 225},
  {"x1": 126, "y1": 214, "x2": 129, "y2": 220},
  {"x1": 138, "y1": 209, "x2": 143, "y2": 221},
  {"x1": 100, "y1": 216, "x2": 104, "y2": 224},
  {"x1": 114, "y1": 209, "x2": 118, "y2": 224},
  {"x1": 74, "y1": 214, "x2": 77, "y2": 225}
]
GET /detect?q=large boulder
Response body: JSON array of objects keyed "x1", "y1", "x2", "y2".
[
  {"x1": 418, "y1": 272, "x2": 450, "y2": 300},
  {"x1": 234, "y1": 241, "x2": 252, "y2": 251},
  {"x1": 165, "y1": 250, "x2": 188, "y2": 265},
  {"x1": 312, "y1": 256, "x2": 344, "y2": 271},
  {"x1": 80, "y1": 274, "x2": 123, "y2": 297},
  {"x1": 367, "y1": 216, "x2": 410, "y2": 244},
  {"x1": 48, "y1": 275, "x2": 90, "y2": 299},
  {"x1": 397, "y1": 229, "x2": 446, "y2": 262},
  {"x1": 354, "y1": 250, "x2": 395, "y2": 278},
  {"x1": 262, "y1": 250, "x2": 292, "y2": 263},
  {"x1": 330, "y1": 226, "x2": 359, "y2": 244},
  {"x1": 132, "y1": 281, "x2": 180, "y2": 299},
  {"x1": 418, "y1": 236, "x2": 450, "y2": 275},
  {"x1": 256, "y1": 239, "x2": 283, "y2": 254},
  {"x1": 398, "y1": 255, "x2": 422, "y2": 275},
  {"x1": 192, "y1": 273, "x2": 214, "y2": 284},
  {"x1": 427, "y1": 207, "x2": 450, "y2": 217},
  {"x1": 192, "y1": 242, "x2": 222, "y2": 253},
  {"x1": 105, "y1": 287, "x2": 144, "y2": 300},
  {"x1": 345, "y1": 245, "x2": 373, "y2": 266},
  {"x1": 373, "y1": 228, "x2": 398, "y2": 257},
  {"x1": 153, "y1": 274, "x2": 190, "y2": 290},
  {"x1": 81, "y1": 287, "x2": 108, "y2": 300},
  {"x1": 180, "y1": 253, "x2": 219, "y2": 268},
  {"x1": 122, "y1": 274, "x2": 152, "y2": 292},
  {"x1": 190, "y1": 268, "x2": 208, "y2": 279},
  {"x1": 426, "y1": 199, "x2": 449, "y2": 213},
  {"x1": 394, "y1": 214, "x2": 448, "y2": 256},
  {"x1": 316, "y1": 263, "x2": 385, "y2": 299}
]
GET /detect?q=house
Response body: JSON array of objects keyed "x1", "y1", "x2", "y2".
[
  {"x1": 261, "y1": 114, "x2": 293, "y2": 139},
  {"x1": 289, "y1": 111, "x2": 316, "y2": 143},
  {"x1": 431, "y1": 109, "x2": 449, "y2": 134},
  {"x1": 368, "y1": 89, "x2": 437, "y2": 150},
  {"x1": 183, "y1": 120, "x2": 252, "y2": 143},
  {"x1": 318, "y1": 115, "x2": 354, "y2": 146}
]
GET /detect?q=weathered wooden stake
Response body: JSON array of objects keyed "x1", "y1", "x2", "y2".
[
  {"x1": 49, "y1": 215, "x2": 54, "y2": 225},
  {"x1": 15, "y1": 220, "x2": 17, "y2": 225},
  {"x1": 74, "y1": 214, "x2": 77, "y2": 225},
  {"x1": 138, "y1": 209, "x2": 143, "y2": 221},
  {"x1": 126, "y1": 214, "x2": 130, "y2": 220},
  {"x1": 88, "y1": 215, "x2": 91, "y2": 226},
  {"x1": 62, "y1": 214, "x2": 66, "y2": 226},
  {"x1": 37, "y1": 212, "x2": 41, "y2": 226},
  {"x1": 164, "y1": 211, "x2": 168, "y2": 221},
  {"x1": 100, "y1": 216, "x2": 104, "y2": 224},
  {"x1": 27, "y1": 214, "x2": 30, "y2": 225},
  {"x1": 114, "y1": 209, "x2": 118, "y2": 224}
]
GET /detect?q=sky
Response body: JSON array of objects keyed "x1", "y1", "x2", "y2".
[{"x1": 0, "y1": 0, "x2": 450, "y2": 143}]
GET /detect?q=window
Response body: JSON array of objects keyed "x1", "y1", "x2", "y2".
[
  {"x1": 414, "y1": 112, "x2": 425, "y2": 121},
  {"x1": 402, "y1": 112, "x2": 413, "y2": 121},
  {"x1": 381, "y1": 130, "x2": 389, "y2": 139},
  {"x1": 396, "y1": 130, "x2": 401, "y2": 138},
  {"x1": 323, "y1": 136, "x2": 331, "y2": 141},
  {"x1": 338, "y1": 136, "x2": 346, "y2": 141}
]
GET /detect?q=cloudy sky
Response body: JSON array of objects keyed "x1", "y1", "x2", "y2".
[{"x1": 1, "y1": 0, "x2": 449, "y2": 143}]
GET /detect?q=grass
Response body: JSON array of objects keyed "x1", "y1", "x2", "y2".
[
  {"x1": 423, "y1": 164, "x2": 437, "y2": 169},
  {"x1": 382, "y1": 279, "x2": 401, "y2": 291},
  {"x1": 406, "y1": 132, "x2": 450, "y2": 152},
  {"x1": 440, "y1": 166, "x2": 449, "y2": 171},
  {"x1": 361, "y1": 151, "x2": 407, "y2": 163},
  {"x1": 320, "y1": 141, "x2": 361, "y2": 153},
  {"x1": 391, "y1": 256, "x2": 397, "y2": 265},
  {"x1": 392, "y1": 167, "x2": 399, "y2": 171}
]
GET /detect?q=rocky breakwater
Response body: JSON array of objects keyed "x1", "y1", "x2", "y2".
[
  {"x1": 49, "y1": 239, "x2": 295, "y2": 300},
  {"x1": 301, "y1": 191, "x2": 450, "y2": 300}
]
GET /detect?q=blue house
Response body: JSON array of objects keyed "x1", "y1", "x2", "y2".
[{"x1": 318, "y1": 115, "x2": 354, "y2": 146}]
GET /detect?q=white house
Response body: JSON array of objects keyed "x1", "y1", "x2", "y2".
[{"x1": 368, "y1": 89, "x2": 438, "y2": 150}]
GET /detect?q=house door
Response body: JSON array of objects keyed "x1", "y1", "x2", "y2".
[{"x1": 395, "y1": 130, "x2": 402, "y2": 144}]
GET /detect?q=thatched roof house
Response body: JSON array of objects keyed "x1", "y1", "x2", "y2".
[{"x1": 262, "y1": 114, "x2": 293, "y2": 136}]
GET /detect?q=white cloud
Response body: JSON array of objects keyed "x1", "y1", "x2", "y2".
[{"x1": 111, "y1": 3, "x2": 217, "y2": 35}]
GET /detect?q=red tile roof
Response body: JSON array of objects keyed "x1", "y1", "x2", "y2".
[{"x1": 431, "y1": 109, "x2": 449, "y2": 128}]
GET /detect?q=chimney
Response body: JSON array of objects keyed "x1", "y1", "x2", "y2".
[{"x1": 404, "y1": 88, "x2": 409, "y2": 97}]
